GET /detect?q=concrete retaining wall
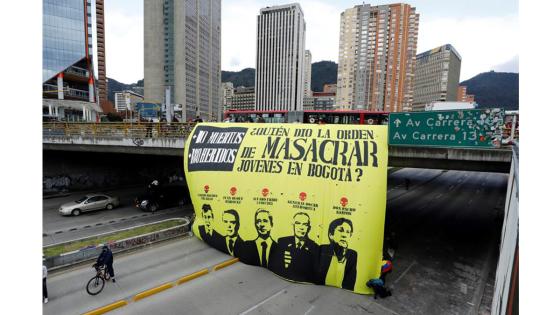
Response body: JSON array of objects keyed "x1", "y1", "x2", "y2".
[
  {"x1": 491, "y1": 143, "x2": 519, "y2": 314},
  {"x1": 44, "y1": 218, "x2": 191, "y2": 270}
]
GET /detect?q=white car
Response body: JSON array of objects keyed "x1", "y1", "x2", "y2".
[{"x1": 59, "y1": 193, "x2": 120, "y2": 216}]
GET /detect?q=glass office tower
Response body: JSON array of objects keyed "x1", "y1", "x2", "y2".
[{"x1": 43, "y1": 0, "x2": 100, "y2": 121}]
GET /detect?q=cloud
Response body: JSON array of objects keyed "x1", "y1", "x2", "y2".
[
  {"x1": 222, "y1": 0, "x2": 261, "y2": 71},
  {"x1": 492, "y1": 55, "x2": 519, "y2": 73},
  {"x1": 105, "y1": 1, "x2": 518, "y2": 85},
  {"x1": 222, "y1": 0, "x2": 341, "y2": 71},
  {"x1": 417, "y1": 14, "x2": 519, "y2": 81},
  {"x1": 104, "y1": 8, "x2": 143, "y2": 84}
]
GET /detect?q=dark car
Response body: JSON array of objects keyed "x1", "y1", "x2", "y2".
[{"x1": 135, "y1": 180, "x2": 191, "y2": 212}]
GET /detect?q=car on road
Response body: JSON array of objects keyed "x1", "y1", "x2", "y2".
[
  {"x1": 59, "y1": 193, "x2": 120, "y2": 216},
  {"x1": 135, "y1": 181, "x2": 190, "y2": 212}
]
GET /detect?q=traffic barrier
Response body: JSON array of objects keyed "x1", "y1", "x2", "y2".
[
  {"x1": 133, "y1": 282, "x2": 174, "y2": 302},
  {"x1": 177, "y1": 268, "x2": 209, "y2": 285},
  {"x1": 213, "y1": 258, "x2": 239, "y2": 271},
  {"x1": 82, "y1": 300, "x2": 127, "y2": 315},
  {"x1": 44, "y1": 217, "x2": 191, "y2": 270}
]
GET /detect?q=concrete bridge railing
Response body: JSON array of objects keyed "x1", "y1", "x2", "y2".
[{"x1": 43, "y1": 123, "x2": 513, "y2": 172}]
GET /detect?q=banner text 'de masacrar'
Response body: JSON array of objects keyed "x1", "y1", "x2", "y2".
[{"x1": 184, "y1": 123, "x2": 388, "y2": 294}]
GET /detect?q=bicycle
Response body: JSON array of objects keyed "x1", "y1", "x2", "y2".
[{"x1": 86, "y1": 264, "x2": 111, "y2": 295}]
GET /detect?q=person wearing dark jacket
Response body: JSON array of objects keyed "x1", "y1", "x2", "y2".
[
  {"x1": 96, "y1": 245, "x2": 115, "y2": 282},
  {"x1": 317, "y1": 218, "x2": 357, "y2": 291},
  {"x1": 43, "y1": 263, "x2": 48, "y2": 303}
]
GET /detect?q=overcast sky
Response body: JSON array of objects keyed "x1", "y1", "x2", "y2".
[{"x1": 104, "y1": 0, "x2": 518, "y2": 84}]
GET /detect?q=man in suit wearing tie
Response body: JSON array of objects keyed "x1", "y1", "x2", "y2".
[
  {"x1": 240, "y1": 209, "x2": 277, "y2": 267},
  {"x1": 217, "y1": 209, "x2": 245, "y2": 257},
  {"x1": 198, "y1": 204, "x2": 224, "y2": 249},
  {"x1": 317, "y1": 218, "x2": 357, "y2": 291},
  {"x1": 270, "y1": 212, "x2": 319, "y2": 283}
]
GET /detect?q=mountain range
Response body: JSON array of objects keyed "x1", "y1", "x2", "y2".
[{"x1": 108, "y1": 63, "x2": 518, "y2": 110}]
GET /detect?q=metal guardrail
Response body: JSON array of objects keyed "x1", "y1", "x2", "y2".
[{"x1": 43, "y1": 122, "x2": 197, "y2": 139}]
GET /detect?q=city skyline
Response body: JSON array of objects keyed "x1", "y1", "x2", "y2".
[{"x1": 105, "y1": 0, "x2": 518, "y2": 84}]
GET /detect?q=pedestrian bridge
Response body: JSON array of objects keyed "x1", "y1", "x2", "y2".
[{"x1": 43, "y1": 122, "x2": 513, "y2": 173}]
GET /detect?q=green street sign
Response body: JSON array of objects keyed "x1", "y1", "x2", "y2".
[{"x1": 389, "y1": 109, "x2": 505, "y2": 148}]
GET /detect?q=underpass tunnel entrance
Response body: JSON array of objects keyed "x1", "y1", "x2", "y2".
[
  {"x1": 380, "y1": 168, "x2": 508, "y2": 314},
  {"x1": 43, "y1": 151, "x2": 187, "y2": 194}
]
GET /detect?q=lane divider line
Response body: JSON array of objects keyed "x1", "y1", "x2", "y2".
[
  {"x1": 133, "y1": 282, "x2": 175, "y2": 302},
  {"x1": 213, "y1": 257, "x2": 239, "y2": 271},
  {"x1": 81, "y1": 256, "x2": 239, "y2": 314},
  {"x1": 177, "y1": 268, "x2": 209, "y2": 285},
  {"x1": 82, "y1": 300, "x2": 128, "y2": 315}
]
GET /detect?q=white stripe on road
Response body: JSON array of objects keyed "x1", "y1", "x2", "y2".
[
  {"x1": 303, "y1": 305, "x2": 315, "y2": 315},
  {"x1": 394, "y1": 260, "x2": 417, "y2": 284},
  {"x1": 239, "y1": 288, "x2": 287, "y2": 315}
]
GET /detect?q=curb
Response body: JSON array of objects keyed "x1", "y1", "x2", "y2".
[
  {"x1": 177, "y1": 268, "x2": 209, "y2": 285},
  {"x1": 133, "y1": 283, "x2": 174, "y2": 302},
  {"x1": 44, "y1": 217, "x2": 191, "y2": 271},
  {"x1": 213, "y1": 258, "x2": 239, "y2": 271}
]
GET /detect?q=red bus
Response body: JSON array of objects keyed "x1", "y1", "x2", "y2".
[{"x1": 223, "y1": 110, "x2": 389, "y2": 125}]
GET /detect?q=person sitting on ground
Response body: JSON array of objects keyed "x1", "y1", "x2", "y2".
[
  {"x1": 366, "y1": 259, "x2": 393, "y2": 299},
  {"x1": 96, "y1": 245, "x2": 116, "y2": 282}
]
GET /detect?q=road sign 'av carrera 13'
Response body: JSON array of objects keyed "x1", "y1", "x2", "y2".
[
  {"x1": 389, "y1": 109, "x2": 505, "y2": 148},
  {"x1": 184, "y1": 123, "x2": 389, "y2": 294}
]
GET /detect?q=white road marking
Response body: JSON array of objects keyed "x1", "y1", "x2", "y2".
[
  {"x1": 394, "y1": 260, "x2": 417, "y2": 284},
  {"x1": 303, "y1": 305, "x2": 315, "y2": 315},
  {"x1": 239, "y1": 288, "x2": 287, "y2": 315}
]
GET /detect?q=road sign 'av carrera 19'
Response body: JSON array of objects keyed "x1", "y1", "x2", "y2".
[{"x1": 389, "y1": 109, "x2": 505, "y2": 148}]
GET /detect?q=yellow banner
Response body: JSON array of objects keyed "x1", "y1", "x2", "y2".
[{"x1": 184, "y1": 123, "x2": 388, "y2": 294}]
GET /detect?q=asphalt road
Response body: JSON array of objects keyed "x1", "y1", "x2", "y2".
[
  {"x1": 43, "y1": 168, "x2": 508, "y2": 315},
  {"x1": 43, "y1": 186, "x2": 193, "y2": 245}
]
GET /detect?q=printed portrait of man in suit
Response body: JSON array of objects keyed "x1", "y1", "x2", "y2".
[
  {"x1": 270, "y1": 212, "x2": 319, "y2": 283},
  {"x1": 317, "y1": 218, "x2": 357, "y2": 290},
  {"x1": 198, "y1": 204, "x2": 224, "y2": 248},
  {"x1": 240, "y1": 209, "x2": 277, "y2": 267},
  {"x1": 217, "y1": 209, "x2": 245, "y2": 256}
]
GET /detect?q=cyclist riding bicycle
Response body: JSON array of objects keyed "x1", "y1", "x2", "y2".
[{"x1": 95, "y1": 245, "x2": 116, "y2": 282}]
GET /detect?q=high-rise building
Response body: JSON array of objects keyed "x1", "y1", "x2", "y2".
[
  {"x1": 144, "y1": 0, "x2": 221, "y2": 122},
  {"x1": 304, "y1": 50, "x2": 312, "y2": 97},
  {"x1": 312, "y1": 91, "x2": 336, "y2": 110},
  {"x1": 43, "y1": 0, "x2": 102, "y2": 122},
  {"x1": 221, "y1": 82, "x2": 234, "y2": 111},
  {"x1": 114, "y1": 90, "x2": 144, "y2": 112},
  {"x1": 336, "y1": 3, "x2": 419, "y2": 112},
  {"x1": 96, "y1": 0, "x2": 108, "y2": 102},
  {"x1": 412, "y1": 44, "x2": 461, "y2": 111},
  {"x1": 457, "y1": 86, "x2": 475, "y2": 103},
  {"x1": 231, "y1": 86, "x2": 256, "y2": 111},
  {"x1": 255, "y1": 3, "x2": 306, "y2": 111}
]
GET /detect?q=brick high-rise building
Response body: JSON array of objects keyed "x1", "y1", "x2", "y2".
[
  {"x1": 336, "y1": 3, "x2": 419, "y2": 112},
  {"x1": 255, "y1": 3, "x2": 306, "y2": 111},
  {"x1": 457, "y1": 86, "x2": 475, "y2": 103},
  {"x1": 144, "y1": 0, "x2": 221, "y2": 121},
  {"x1": 412, "y1": 44, "x2": 462, "y2": 111},
  {"x1": 304, "y1": 50, "x2": 312, "y2": 97},
  {"x1": 96, "y1": 0, "x2": 107, "y2": 101}
]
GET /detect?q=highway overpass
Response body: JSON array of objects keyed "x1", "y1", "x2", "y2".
[{"x1": 43, "y1": 123, "x2": 512, "y2": 173}]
